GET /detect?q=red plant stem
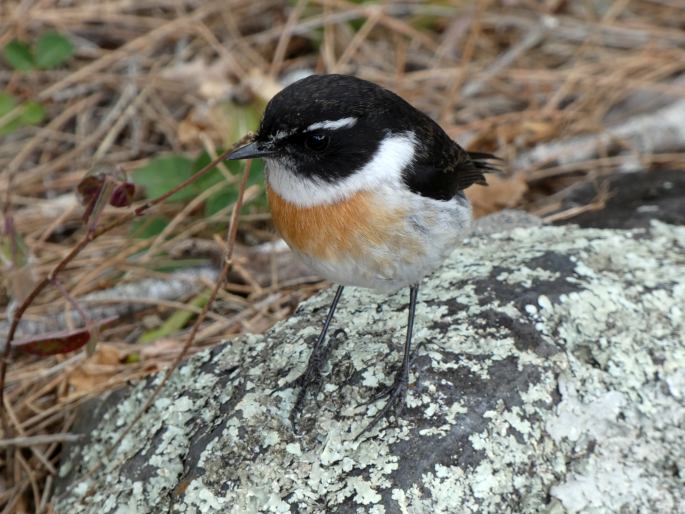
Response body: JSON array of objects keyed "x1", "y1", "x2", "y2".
[
  {"x1": 51, "y1": 278, "x2": 91, "y2": 326},
  {"x1": 54, "y1": 160, "x2": 253, "y2": 505},
  {"x1": 104, "y1": 159, "x2": 252, "y2": 457},
  {"x1": 0, "y1": 141, "x2": 246, "y2": 450}
]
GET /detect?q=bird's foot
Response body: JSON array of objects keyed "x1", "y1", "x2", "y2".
[
  {"x1": 273, "y1": 351, "x2": 325, "y2": 431},
  {"x1": 355, "y1": 365, "x2": 410, "y2": 440},
  {"x1": 272, "y1": 329, "x2": 346, "y2": 432}
]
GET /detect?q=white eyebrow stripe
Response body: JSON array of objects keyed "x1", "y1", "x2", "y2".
[
  {"x1": 272, "y1": 129, "x2": 296, "y2": 141},
  {"x1": 305, "y1": 117, "x2": 357, "y2": 132}
]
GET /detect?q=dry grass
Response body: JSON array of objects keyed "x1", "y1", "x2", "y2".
[{"x1": 1, "y1": 0, "x2": 684, "y2": 511}]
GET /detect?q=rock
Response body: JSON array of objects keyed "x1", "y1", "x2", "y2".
[
  {"x1": 55, "y1": 218, "x2": 685, "y2": 514},
  {"x1": 556, "y1": 169, "x2": 685, "y2": 229},
  {"x1": 469, "y1": 208, "x2": 543, "y2": 236}
]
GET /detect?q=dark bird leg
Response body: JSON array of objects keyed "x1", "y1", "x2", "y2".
[
  {"x1": 275, "y1": 285, "x2": 345, "y2": 429},
  {"x1": 356, "y1": 284, "x2": 419, "y2": 440}
]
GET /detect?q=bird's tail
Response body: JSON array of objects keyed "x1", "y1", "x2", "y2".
[{"x1": 467, "y1": 151, "x2": 501, "y2": 174}]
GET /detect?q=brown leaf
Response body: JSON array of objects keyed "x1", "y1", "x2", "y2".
[
  {"x1": 13, "y1": 328, "x2": 91, "y2": 356},
  {"x1": 12, "y1": 316, "x2": 118, "y2": 356},
  {"x1": 139, "y1": 339, "x2": 184, "y2": 360},
  {"x1": 67, "y1": 343, "x2": 124, "y2": 395},
  {"x1": 465, "y1": 174, "x2": 528, "y2": 218},
  {"x1": 109, "y1": 182, "x2": 135, "y2": 207},
  {"x1": 76, "y1": 165, "x2": 135, "y2": 228}
]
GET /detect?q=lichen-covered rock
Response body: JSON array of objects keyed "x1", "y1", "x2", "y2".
[{"x1": 56, "y1": 219, "x2": 685, "y2": 514}]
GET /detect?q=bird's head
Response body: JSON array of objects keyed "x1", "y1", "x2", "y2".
[{"x1": 227, "y1": 74, "x2": 419, "y2": 204}]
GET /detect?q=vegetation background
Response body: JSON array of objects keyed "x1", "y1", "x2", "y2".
[{"x1": 1, "y1": 0, "x2": 683, "y2": 511}]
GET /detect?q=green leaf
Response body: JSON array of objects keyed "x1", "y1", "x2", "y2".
[
  {"x1": 246, "y1": 159, "x2": 265, "y2": 187},
  {"x1": 3, "y1": 40, "x2": 35, "y2": 71},
  {"x1": 0, "y1": 227, "x2": 31, "y2": 269},
  {"x1": 34, "y1": 32, "x2": 74, "y2": 69},
  {"x1": 132, "y1": 156, "x2": 196, "y2": 202},
  {"x1": 0, "y1": 92, "x2": 17, "y2": 116},
  {"x1": 245, "y1": 160, "x2": 268, "y2": 211},
  {"x1": 149, "y1": 258, "x2": 211, "y2": 273},
  {"x1": 0, "y1": 118, "x2": 22, "y2": 135},
  {"x1": 0, "y1": 91, "x2": 22, "y2": 136},
  {"x1": 204, "y1": 188, "x2": 238, "y2": 217},
  {"x1": 19, "y1": 101, "x2": 45, "y2": 124},
  {"x1": 216, "y1": 101, "x2": 262, "y2": 147},
  {"x1": 191, "y1": 150, "x2": 228, "y2": 191},
  {"x1": 138, "y1": 290, "x2": 211, "y2": 344},
  {"x1": 0, "y1": 94, "x2": 45, "y2": 135},
  {"x1": 130, "y1": 216, "x2": 169, "y2": 239},
  {"x1": 0, "y1": 222, "x2": 35, "y2": 304},
  {"x1": 125, "y1": 352, "x2": 141, "y2": 363}
]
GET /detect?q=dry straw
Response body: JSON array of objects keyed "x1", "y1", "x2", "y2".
[{"x1": 1, "y1": 0, "x2": 684, "y2": 510}]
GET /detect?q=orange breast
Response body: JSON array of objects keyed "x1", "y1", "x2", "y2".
[{"x1": 267, "y1": 185, "x2": 409, "y2": 262}]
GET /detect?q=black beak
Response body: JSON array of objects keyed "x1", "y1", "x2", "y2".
[{"x1": 226, "y1": 141, "x2": 275, "y2": 160}]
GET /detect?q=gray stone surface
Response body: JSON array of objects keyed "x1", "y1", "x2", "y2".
[
  {"x1": 556, "y1": 169, "x2": 685, "y2": 229},
  {"x1": 469, "y1": 208, "x2": 543, "y2": 236},
  {"x1": 56, "y1": 219, "x2": 685, "y2": 514}
]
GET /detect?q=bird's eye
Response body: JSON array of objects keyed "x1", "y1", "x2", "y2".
[{"x1": 304, "y1": 133, "x2": 330, "y2": 152}]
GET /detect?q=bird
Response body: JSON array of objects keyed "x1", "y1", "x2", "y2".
[{"x1": 227, "y1": 74, "x2": 497, "y2": 438}]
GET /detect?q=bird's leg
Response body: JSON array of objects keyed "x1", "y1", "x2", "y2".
[
  {"x1": 356, "y1": 284, "x2": 419, "y2": 440},
  {"x1": 274, "y1": 285, "x2": 344, "y2": 428}
]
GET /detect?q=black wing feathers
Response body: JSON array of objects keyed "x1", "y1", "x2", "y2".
[
  {"x1": 465, "y1": 151, "x2": 500, "y2": 182},
  {"x1": 397, "y1": 97, "x2": 500, "y2": 201},
  {"x1": 403, "y1": 132, "x2": 499, "y2": 201}
]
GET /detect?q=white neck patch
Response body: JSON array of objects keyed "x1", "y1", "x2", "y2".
[
  {"x1": 266, "y1": 131, "x2": 417, "y2": 207},
  {"x1": 305, "y1": 117, "x2": 357, "y2": 132}
]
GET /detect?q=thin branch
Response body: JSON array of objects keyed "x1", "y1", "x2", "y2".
[
  {"x1": 1, "y1": 142, "x2": 245, "y2": 447},
  {"x1": 62, "y1": 159, "x2": 253, "y2": 503},
  {"x1": 515, "y1": 98, "x2": 685, "y2": 172},
  {"x1": 0, "y1": 433, "x2": 84, "y2": 447}
]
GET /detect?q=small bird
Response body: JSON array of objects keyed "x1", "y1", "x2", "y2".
[{"x1": 228, "y1": 74, "x2": 496, "y2": 437}]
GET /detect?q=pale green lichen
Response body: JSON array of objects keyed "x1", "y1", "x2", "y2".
[{"x1": 56, "y1": 220, "x2": 685, "y2": 513}]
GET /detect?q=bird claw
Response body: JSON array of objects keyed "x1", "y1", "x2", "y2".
[
  {"x1": 272, "y1": 328, "x2": 347, "y2": 431},
  {"x1": 272, "y1": 349, "x2": 325, "y2": 430},
  {"x1": 355, "y1": 368, "x2": 409, "y2": 440},
  {"x1": 272, "y1": 350, "x2": 325, "y2": 394}
]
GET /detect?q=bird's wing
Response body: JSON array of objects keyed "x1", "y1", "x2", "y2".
[{"x1": 402, "y1": 130, "x2": 500, "y2": 201}]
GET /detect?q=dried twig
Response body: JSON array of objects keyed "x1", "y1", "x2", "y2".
[
  {"x1": 62, "y1": 159, "x2": 253, "y2": 503},
  {"x1": 1, "y1": 1, "x2": 684, "y2": 508},
  {"x1": 515, "y1": 98, "x2": 685, "y2": 172},
  {"x1": 0, "y1": 433, "x2": 83, "y2": 447},
  {"x1": 1, "y1": 146, "x2": 237, "y2": 474}
]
